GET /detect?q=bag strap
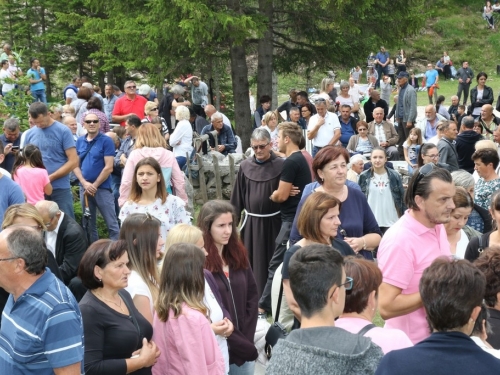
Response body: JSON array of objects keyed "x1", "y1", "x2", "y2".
[
  {"x1": 120, "y1": 290, "x2": 143, "y2": 339},
  {"x1": 478, "y1": 234, "x2": 484, "y2": 253},
  {"x1": 79, "y1": 133, "x2": 102, "y2": 167},
  {"x1": 274, "y1": 280, "x2": 284, "y2": 323},
  {"x1": 357, "y1": 323, "x2": 376, "y2": 336}
]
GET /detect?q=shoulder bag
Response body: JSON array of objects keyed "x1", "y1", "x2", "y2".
[{"x1": 264, "y1": 281, "x2": 288, "y2": 359}]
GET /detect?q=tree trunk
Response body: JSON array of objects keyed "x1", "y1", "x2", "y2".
[
  {"x1": 256, "y1": 0, "x2": 273, "y2": 104},
  {"x1": 230, "y1": 43, "x2": 252, "y2": 150}
]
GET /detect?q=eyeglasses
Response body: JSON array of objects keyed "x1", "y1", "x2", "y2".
[
  {"x1": 126, "y1": 85, "x2": 137, "y2": 89},
  {"x1": 412, "y1": 163, "x2": 435, "y2": 197},
  {"x1": 339, "y1": 277, "x2": 354, "y2": 291},
  {"x1": 0, "y1": 256, "x2": 18, "y2": 262},
  {"x1": 150, "y1": 108, "x2": 158, "y2": 111},
  {"x1": 329, "y1": 277, "x2": 354, "y2": 299},
  {"x1": 358, "y1": 128, "x2": 367, "y2": 131},
  {"x1": 84, "y1": 120, "x2": 100, "y2": 124},
  {"x1": 425, "y1": 153, "x2": 439, "y2": 159},
  {"x1": 251, "y1": 143, "x2": 269, "y2": 151}
]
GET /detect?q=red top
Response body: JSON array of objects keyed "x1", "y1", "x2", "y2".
[{"x1": 112, "y1": 94, "x2": 147, "y2": 126}]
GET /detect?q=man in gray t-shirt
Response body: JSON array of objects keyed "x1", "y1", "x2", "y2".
[{"x1": 184, "y1": 75, "x2": 208, "y2": 118}]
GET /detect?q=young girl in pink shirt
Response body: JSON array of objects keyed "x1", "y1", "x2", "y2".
[{"x1": 12, "y1": 144, "x2": 52, "y2": 204}]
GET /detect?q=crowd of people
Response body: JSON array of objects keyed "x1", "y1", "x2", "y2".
[{"x1": 2, "y1": 43, "x2": 500, "y2": 375}]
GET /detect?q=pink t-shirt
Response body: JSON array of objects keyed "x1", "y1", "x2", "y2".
[
  {"x1": 13, "y1": 166, "x2": 50, "y2": 205},
  {"x1": 335, "y1": 316, "x2": 413, "y2": 353},
  {"x1": 377, "y1": 210, "x2": 451, "y2": 344}
]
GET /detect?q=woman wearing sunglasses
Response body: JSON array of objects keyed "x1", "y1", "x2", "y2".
[
  {"x1": 336, "y1": 256, "x2": 413, "y2": 353},
  {"x1": 143, "y1": 101, "x2": 168, "y2": 140},
  {"x1": 346, "y1": 120, "x2": 379, "y2": 155}
]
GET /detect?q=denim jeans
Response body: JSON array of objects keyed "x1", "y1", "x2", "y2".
[
  {"x1": 312, "y1": 146, "x2": 323, "y2": 158},
  {"x1": 80, "y1": 187, "x2": 120, "y2": 243},
  {"x1": 31, "y1": 89, "x2": 47, "y2": 104},
  {"x1": 176, "y1": 156, "x2": 187, "y2": 171},
  {"x1": 111, "y1": 174, "x2": 121, "y2": 218},
  {"x1": 45, "y1": 188, "x2": 75, "y2": 219},
  {"x1": 229, "y1": 361, "x2": 255, "y2": 375}
]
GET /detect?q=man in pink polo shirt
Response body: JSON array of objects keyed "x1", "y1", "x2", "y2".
[
  {"x1": 377, "y1": 164, "x2": 455, "y2": 344},
  {"x1": 112, "y1": 80, "x2": 147, "y2": 126}
]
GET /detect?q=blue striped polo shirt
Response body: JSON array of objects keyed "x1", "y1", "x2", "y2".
[{"x1": 0, "y1": 268, "x2": 84, "y2": 374}]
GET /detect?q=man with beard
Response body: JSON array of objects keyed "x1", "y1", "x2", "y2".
[
  {"x1": 377, "y1": 165, "x2": 455, "y2": 344},
  {"x1": 231, "y1": 128, "x2": 285, "y2": 297}
]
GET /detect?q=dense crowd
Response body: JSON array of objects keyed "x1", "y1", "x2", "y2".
[{"x1": 2, "y1": 41, "x2": 500, "y2": 375}]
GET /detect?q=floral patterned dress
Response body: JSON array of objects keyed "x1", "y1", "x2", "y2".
[{"x1": 119, "y1": 196, "x2": 191, "y2": 245}]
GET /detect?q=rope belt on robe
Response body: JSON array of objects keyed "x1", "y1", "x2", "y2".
[{"x1": 239, "y1": 209, "x2": 281, "y2": 230}]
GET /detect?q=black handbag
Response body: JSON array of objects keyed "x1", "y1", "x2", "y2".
[{"x1": 264, "y1": 281, "x2": 288, "y2": 359}]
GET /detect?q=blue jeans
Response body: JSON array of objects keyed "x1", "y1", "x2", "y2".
[
  {"x1": 80, "y1": 187, "x2": 120, "y2": 243},
  {"x1": 176, "y1": 156, "x2": 187, "y2": 171},
  {"x1": 229, "y1": 361, "x2": 255, "y2": 375},
  {"x1": 45, "y1": 188, "x2": 75, "y2": 219},
  {"x1": 312, "y1": 146, "x2": 323, "y2": 158},
  {"x1": 31, "y1": 89, "x2": 47, "y2": 104},
  {"x1": 111, "y1": 174, "x2": 121, "y2": 218}
]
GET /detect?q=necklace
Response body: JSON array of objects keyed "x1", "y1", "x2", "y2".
[{"x1": 94, "y1": 290, "x2": 125, "y2": 314}]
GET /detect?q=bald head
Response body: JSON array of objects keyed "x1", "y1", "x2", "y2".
[
  {"x1": 63, "y1": 115, "x2": 78, "y2": 135},
  {"x1": 105, "y1": 131, "x2": 120, "y2": 149},
  {"x1": 204, "y1": 104, "x2": 216, "y2": 118},
  {"x1": 481, "y1": 104, "x2": 494, "y2": 120},
  {"x1": 371, "y1": 90, "x2": 380, "y2": 100},
  {"x1": 425, "y1": 105, "x2": 436, "y2": 120}
]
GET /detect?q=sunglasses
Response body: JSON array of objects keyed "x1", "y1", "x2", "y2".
[
  {"x1": 150, "y1": 108, "x2": 158, "y2": 111},
  {"x1": 358, "y1": 128, "x2": 367, "y2": 131},
  {"x1": 126, "y1": 85, "x2": 137, "y2": 89},
  {"x1": 84, "y1": 120, "x2": 100, "y2": 124},
  {"x1": 314, "y1": 98, "x2": 327, "y2": 104},
  {"x1": 251, "y1": 143, "x2": 269, "y2": 151},
  {"x1": 412, "y1": 163, "x2": 435, "y2": 197}
]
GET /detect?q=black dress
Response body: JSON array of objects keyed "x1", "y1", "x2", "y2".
[{"x1": 79, "y1": 289, "x2": 153, "y2": 375}]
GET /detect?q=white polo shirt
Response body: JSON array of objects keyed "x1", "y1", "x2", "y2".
[{"x1": 307, "y1": 112, "x2": 341, "y2": 147}]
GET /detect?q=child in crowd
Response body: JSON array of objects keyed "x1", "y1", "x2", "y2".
[
  {"x1": 12, "y1": 144, "x2": 52, "y2": 205},
  {"x1": 403, "y1": 128, "x2": 423, "y2": 175},
  {"x1": 388, "y1": 59, "x2": 396, "y2": 84},
  {"x1": 457, "y1": 104, "x2": 466, "y2": 125}
]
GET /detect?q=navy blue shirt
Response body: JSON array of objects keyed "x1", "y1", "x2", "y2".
[
  {"x1": 0, "y1": 132, "x2": 21, "y2": 173},
  {"x1": 76, "y1": 133, "x2": 115, "y2": 189},
  {"x1": 339, "y1": 118, "x2": 356, "y2": 147}
]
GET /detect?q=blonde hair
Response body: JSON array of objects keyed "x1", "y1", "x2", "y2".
[
  {"x1": 262, "y1": 110, "x2": 277, "y2": 126},
  {"x1": 134, "y1": 123, "x2": 167, "y2": 148},
  {"x1": 475, "y1": 139, "x2": 498, "y2": 151},
  {"x1": 2, "y1": 203, "x2": 46, "y2": 230},
  {"x1": 62, "y1": 104, "x2": 76, "y2": 116},
  {"x1": 144, "y1": 101, "x2": 158, "y2": 115},
  {"x1": 164, "y1": 224, "x2": 203, "y2": 255}
]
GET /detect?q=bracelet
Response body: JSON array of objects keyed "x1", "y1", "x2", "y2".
[{"x1": 362, "y1": 236, "x2": 367, "y2": 250}]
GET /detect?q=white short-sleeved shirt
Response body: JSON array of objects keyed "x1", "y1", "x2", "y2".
[
  {"x1": 307, "y1": 112, "x2": 341, "y2": 147},
  {"x1": 125, "y1": 270, "x2": 154, "y2": 313},
  {"x1": 367, "y1": 172, "x2": 399, "y2": 227}
]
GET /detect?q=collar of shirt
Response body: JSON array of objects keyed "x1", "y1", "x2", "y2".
[{"x1": 405, "y1": 209, "x2": 440, "y2": 236}]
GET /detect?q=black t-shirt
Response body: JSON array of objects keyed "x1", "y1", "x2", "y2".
[
  {"x1": 280, "y1": 151, "x2": 312, "y2": 221},
  {"x1": 282, "y1": 239, "x2": 355, "y2": 280}
]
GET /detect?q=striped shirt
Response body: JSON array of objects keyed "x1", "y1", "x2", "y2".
[{"x1": 0, "y1": 268, "x2": 84, "y2": 374}]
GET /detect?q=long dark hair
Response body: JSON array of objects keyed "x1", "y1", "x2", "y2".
[
  {"x1": 435, "y1": 95, "x2": 445, "y2": 114},
  {"x1": 128, "y1": 157, "x2": 167, "y2": 204},
  {"x1": 12, "y1": 144, "x2": 46, "y2": 180},
  {"x1": 197, "y1": 200, "x2": 249, "y2": 273}
]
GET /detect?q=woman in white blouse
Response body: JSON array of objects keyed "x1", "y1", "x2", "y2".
[
  {"x1": 120, "y1": 212, "x2": 164, "y2": 324},
  {"x1": 169, "y1": 106, "x2": 194, "y2": 170}
]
